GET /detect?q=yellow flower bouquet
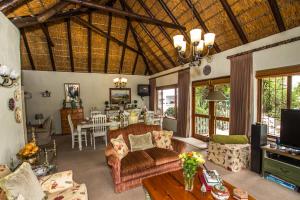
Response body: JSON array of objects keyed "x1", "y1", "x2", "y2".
[{"x1": 179, "y1": 151, "x2": 205, "y2": 191}]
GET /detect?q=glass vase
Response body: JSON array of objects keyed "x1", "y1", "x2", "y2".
[{"x1": 183, "y1": 173, "x2": 195, "y2": 191}]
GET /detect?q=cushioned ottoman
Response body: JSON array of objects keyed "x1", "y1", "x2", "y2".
[{"x1": 207, "y1": 141, "x2": 250, "y2": 172}]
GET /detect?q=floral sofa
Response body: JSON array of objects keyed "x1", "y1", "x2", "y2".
[
  {"x1": 207, "y1": 141, "x2": 250, "y2": 172},
  {"x1": 0, "y1": 163, "x2": 88, "y2": 200},
  {"x1": 105, "y1": 123, "x2": 186, "y2": 193}
]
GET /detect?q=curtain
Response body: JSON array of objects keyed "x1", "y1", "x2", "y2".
[
  {"x1": 176, "y1": 69, "x2": 190, "y2": 137},
  {"x1": 149, "y1": 78, "x2": 156, "y2": 111},
  {"x1": 229, "y1": 53, "x2": 253, "y2": 136}
]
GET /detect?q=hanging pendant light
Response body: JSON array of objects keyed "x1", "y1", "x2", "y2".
[{"x1": 206, "y1": 90, "x2": 227, "y2": 101}]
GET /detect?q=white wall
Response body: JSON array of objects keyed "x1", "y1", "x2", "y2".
[
  {"x1": 0, "y1": 13, "x2": 25, "y2": 164},
  {"x1": 150, "y1": 26, "x2": 300, "y2": 135},
  {"x1": 22, "y1": 71, "x2": 149, "y2": 134}
]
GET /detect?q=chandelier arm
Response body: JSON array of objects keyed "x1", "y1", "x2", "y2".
[{"x1": 198, "y1": 47, "x2": 211, "y2": 60}]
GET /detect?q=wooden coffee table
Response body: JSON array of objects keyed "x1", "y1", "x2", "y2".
[{"x1": 142, "y1": 169, "x2": 255, "y2": 200}]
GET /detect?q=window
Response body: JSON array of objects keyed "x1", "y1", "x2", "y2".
[
  {"x1": 156, "y1": 85, "x2": 177, "y2": 119},
  {"x1": 192, "y1": 77, "x2": 230, "y2": 140},
  {"x1": 257, "y1": 66, "x2": 300, "y2": 137}
]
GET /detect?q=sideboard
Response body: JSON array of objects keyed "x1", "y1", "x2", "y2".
[{"x1": 60, "y1": 108, "x2": 84, "y2": 134}]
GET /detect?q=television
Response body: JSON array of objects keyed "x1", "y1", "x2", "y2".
[
  {"x1": 137, "y1": 84, "x2": 150, "y2": 97},
  {"x1": 280, "y1": 109, "x2": 300, "y2": 149}
]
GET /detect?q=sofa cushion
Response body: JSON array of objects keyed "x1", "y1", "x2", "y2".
[
  {"x1": 128, "y1": 132, "x2": 154, "y2": 152},
  {"x1": 111, "y1": 135, "x2": 129, "y2": 159},
  {"x1": 0, "y1": 162, "x2": 45, "y2": 200},
  {"x1": 39, "y1": 170, "x2": 73, "y2": 194},
  {"x1": 121, "y1": 151, "x2": 155, "y2": 176},
  {"x1": 152, "y1": 130, "x2": 173, "y2": 150},
  {"x1": 145, "y1": 148, "x2": 179, "y2": 166},
  {"x1": 47, "y1": 182, "x2": 88, "y2": 200},
  {"x1": 212, "y1": 135, "x2": 249, "y2": 144}
]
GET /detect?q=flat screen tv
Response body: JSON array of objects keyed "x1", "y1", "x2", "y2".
[
  {"x1": 137, "y1": 84, "x2": 150, "y2": 97},
  {"x1": 280, "y1": 109, "x2": 300, "y2": 149}
]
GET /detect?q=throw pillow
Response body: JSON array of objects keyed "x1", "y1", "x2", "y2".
[
  {"x1": 152, "y1": 130, "x2": 173, "y2": 150},
  {"x1": 39, "y1": 170, "x2": 73, "y2": 194},
  {"x1": 212, "y1": 135, "x2": 249, "y2": 144},
  {"x1": 0, "y1": 162, "x2": 46, "y2": 200},
  {"x1": 111, "y1": 135, "x2": 129, "y2": 159},
  {"x1": 128, "y1": 132, "x2": 154, "y2": 151}
]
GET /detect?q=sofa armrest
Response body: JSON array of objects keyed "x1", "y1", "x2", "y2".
[
  {"x1": 171, "y1": 138, "x2": 186, "y2": 153},
  {"x1": 107, "y1": 155, "x2": 121, "y2": 184},
  {"x1": 105, "y1": 143, "x2": 118, "y2": 157}
]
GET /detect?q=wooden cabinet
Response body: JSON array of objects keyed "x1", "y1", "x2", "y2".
[{"x1": 60, "y1": 108, "x2": 84, "y2": 134}]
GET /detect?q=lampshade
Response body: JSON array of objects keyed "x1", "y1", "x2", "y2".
[
  {"x1": 0, "y1": 65, "x2": 11, "y2": 76},
  {"x1": 180, "y1": 41, "x2": 187, "y2": 53},
  {"x1": 10, "y1": 70, "x2": 19, "y2": 80},
  {"x1": 173, "y1": 35, "x2": 184, "y2": 48},
  {"x1": 196, "y1": 40, "x2": 204, "y2": 51},
  {"x1": 205, "y1": 90, "x2": 227, "y2": 101},
  {"x1": 113, "y1": 78, "x2": 119, "y2": 83},
  {"x1": 190, "y1": 28, "x2": 202, "y2": 44},
  {"x1": 204, "y1": 33, "x2": 215, "y2": 46},
  {"x1": 121, "y1": 77, "x2": 127, "y2": 83}
]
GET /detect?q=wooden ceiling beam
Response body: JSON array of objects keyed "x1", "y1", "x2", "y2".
[
  {"x1": 219, "y1": 0, "x2": 248, "y2": 44},
  {"x1": 104, "y1": 13, "x2": 112, "y2": 73},
  {"x1": 267, "y1": 0, "x2": 286, "y2": 32},
  {"x1": 137, "y1": 0, "x2": 172, "y2": 44},
  {"x1": 37, "y1": 1, "x2": 70, "y2": 23},
  {"x1": 72, "y1": 16, "x2": 141, "y2": 54},
  {"x1": 20, "y1": 28, "x2": 36, "y2": 70},
  {"x1": 11, "y1": 7, "x2": 89, "y2": 28},
  {"x1": 119, "y1": 0, "x2": 153, "y2": 74},
  {"x1": 0, "y1": 0, "x2": 27, "y2": 14},
  {"x1": 121, "y1": 0, "x2": 175, "y2": 68},
  {"x1": 66, "y1": 18, "x2": 74, "y2": 72},
  {"x1": 157, "y1": 0, "x2": 189, "y2": 43},
  {"x1": 132, "y1": 53, "x2": 139, "y2": 75},
  {"x1": 65, "y1": 0, "x2": 186, "y2": 30},
  {"x1": 40, "y1": 23, "x2": 54, "y2": 47},
  {"x1": 87, "y1": 12, "x2": 92, "y2": 73},
  {"x1": 41, "y1": 24, "x2": 56, "y2": 71},
  {"x1": 119, "y1": 20, "x2": 129, "y2": 74},
  {"x1": 185, "y1": 0, "x2": 221, "y2": 53}
]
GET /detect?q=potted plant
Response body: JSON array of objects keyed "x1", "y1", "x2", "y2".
[{"x1": 179, "y1": 152, "x2": 205, "y2": 191}]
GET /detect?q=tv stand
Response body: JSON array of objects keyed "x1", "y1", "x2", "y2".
[{"x1": 261, "y1": 145, "x2": 300, "y2": 187}]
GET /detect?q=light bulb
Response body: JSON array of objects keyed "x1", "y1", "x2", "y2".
[
  {"x1": 0, "y1": 65, "x2": 11, "y2": 76},
  {"x1": 10, "y1": 70, "x2": 19, "y2": 79}
]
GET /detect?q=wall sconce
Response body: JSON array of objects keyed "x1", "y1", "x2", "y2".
[
  {"x1": 0, "y1": 65, "x2": 20, "y2": 88},
  {"x1": 41, "y1": 90, "x2": 51, "y2": 97}
]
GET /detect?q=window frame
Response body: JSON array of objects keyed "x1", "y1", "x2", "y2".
[
  {"x1": 256, "y1": 65, "x2": 300, "y2": 138},
  {"x1": 156, "y1": 84, "x2": 178, "y2": 120},
  {"x1": 192, "y1": 76, "x2": 230, "y2": 141}
]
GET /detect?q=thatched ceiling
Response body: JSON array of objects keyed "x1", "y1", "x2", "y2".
[{"x1": 1, "y1": 0, "x2": 299, "y2": 75}]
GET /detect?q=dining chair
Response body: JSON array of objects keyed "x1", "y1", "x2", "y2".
[
  {"x1": 90, "y1": 110, "x2": 101, "y2": 118},
  {"x1": 67, "y1": 114, "x2": 87, "y2": 149},
  {"x1": 91, "y1": 114, "x2": 107, "y2": 149}
]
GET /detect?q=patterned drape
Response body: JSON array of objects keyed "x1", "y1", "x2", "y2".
[
  {"x1": 176, "y1": 69, "x2": 190, "y2": 137},
  {"x1": 149, "y1": 78, "x2": 156, "y2": 111},
  {"x1": 229, "y1": 53, "x2": 253, "y2": 136}
]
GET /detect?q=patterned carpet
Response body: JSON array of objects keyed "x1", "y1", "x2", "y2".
[{"x1": 54, "y1": 135, "x2": 300, "y2": 200}]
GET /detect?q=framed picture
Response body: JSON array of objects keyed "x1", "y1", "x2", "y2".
[
  {"x1": 110, "y1": 88, "x2": 131, "y2": 104},
  {"x1": 64, "y1": 83, "x2": 80, "y2": 102}
]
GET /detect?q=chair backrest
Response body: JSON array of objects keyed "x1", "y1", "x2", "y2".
[
  {"x1": 67, "y1": 114, "x2": 74, "y2": 134},
  {"x1": 91, "y1": 110, "x2": 101, "y2": 118},
  {"x1": 145, "y1": 111, "x2": 155, "y2": 125},
  {"x1": 92, "y1": 114, "x2": 107, "y2": 133}
]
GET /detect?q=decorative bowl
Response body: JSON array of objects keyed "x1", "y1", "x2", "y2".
[{"x1": 211, "y1": 184, "x2": 230, "y2": 200}]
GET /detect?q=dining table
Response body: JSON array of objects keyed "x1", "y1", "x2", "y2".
[{"x1": 76, "y1": 120, "x2": 120, "y2": 151}]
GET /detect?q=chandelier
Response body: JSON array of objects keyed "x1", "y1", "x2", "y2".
[
  {"x1": 173, "y1": 29, "x2": 215, "y2": 67},
  {"x1": 113, "y1": 77, "x2": 127, "y2": 88},
  {"x1": 0, "y1": 65, "x2": 20, "y2": 88}
]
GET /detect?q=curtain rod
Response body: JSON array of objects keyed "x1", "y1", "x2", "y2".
[{"x1": 227, "y1": 36, "x2": 300, "y2": 59}]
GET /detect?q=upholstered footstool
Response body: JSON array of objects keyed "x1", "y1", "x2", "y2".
[{"x1": 207, "y1": 141, "x2": 250, "y2": 172}]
